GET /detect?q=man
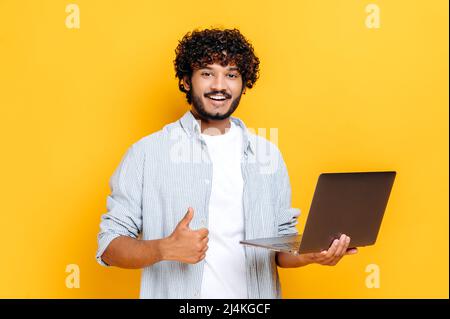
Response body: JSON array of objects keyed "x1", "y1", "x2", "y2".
[{"x1": 96, "y1": 28, "x2": 358, "y2": 299}]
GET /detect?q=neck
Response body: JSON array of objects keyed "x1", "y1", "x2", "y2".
[{"x1": 190, "y1": 109, "x2": 231, "y2": 135}]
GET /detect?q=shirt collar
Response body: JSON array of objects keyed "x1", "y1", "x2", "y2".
[{"x1": 179, "y1": 110, "x2": 254, "y2": 155}]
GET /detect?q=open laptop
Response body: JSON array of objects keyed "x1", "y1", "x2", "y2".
[{"x1": 240, "y1": 171, "x2": 396, "y2": 255}]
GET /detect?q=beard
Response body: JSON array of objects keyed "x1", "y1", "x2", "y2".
[{"x1": 191, "y1": 86, "x2": 243, "y2": 121}]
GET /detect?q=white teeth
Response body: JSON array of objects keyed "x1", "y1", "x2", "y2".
[
  {"x1": 208, "y1": 95, "x2": 227, "y2": 101},
  {"x1": 209, "y1": 96, "x2": 225, "y2": 101}
]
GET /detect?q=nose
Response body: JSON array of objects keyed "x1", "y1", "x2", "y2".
[{"x1": 210, "y1": 73, "x2": 227, "y2": 92}]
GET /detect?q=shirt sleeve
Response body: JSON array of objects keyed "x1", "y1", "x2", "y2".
[
  {"x1": 275, "y1": 151, "x2": 301, "y2": 236},
  {"x1": 96, "y1": 143, "x2": 144, "y2": 266}
]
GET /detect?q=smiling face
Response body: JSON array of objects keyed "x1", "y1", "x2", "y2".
[{"x1": 183, "y1": 63, "x2": 245, "y2": 121}]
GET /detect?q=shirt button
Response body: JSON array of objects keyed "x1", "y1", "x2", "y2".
[{"x1": 204, "y1": 179, "x2": 210, "y2": 185}]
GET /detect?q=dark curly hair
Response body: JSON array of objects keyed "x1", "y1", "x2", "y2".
[{"x1": 174, "y1": 28, "x2": 260, "y2": 104}]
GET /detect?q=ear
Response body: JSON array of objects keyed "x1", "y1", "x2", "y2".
[{"x1": 182, "y1": 76, "x2": 191, "y2": 91}]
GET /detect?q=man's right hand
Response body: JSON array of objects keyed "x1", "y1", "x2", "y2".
[{"x1": 161, "y1": 207, "x2": 209, "y2": 264}]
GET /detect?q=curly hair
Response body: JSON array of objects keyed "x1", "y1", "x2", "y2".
[{"x1": 174, "y1": 28, "x2": 260, "y2": 104}]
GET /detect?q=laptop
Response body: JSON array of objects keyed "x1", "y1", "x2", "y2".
[{"x1": 240, "y1": 171, "x2": 396, "y2": 255}]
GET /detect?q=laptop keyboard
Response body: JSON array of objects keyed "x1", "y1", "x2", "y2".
[{"x1": 272, "y1": 241, "x2": 301, "y2": 251}]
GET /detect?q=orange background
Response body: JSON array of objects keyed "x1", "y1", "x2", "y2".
[{"x1": 0, "y1": 0, "x2": 448, "y2": 298}]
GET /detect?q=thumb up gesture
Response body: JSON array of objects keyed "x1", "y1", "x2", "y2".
[{"x1": 164, "y1": 207, "x2": 209, "y2": 264}]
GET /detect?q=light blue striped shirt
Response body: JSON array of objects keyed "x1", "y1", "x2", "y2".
[{"x1": 96, "y1": 110, "x2": 300, "y2": 299}]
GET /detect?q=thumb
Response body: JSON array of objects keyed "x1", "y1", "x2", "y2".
[
  {"x1": 345, "y1": 248, "x2": 358, "y2": 255},
  {"x1": 178, "y1": 207, "x2": 194, "y2": 229}
]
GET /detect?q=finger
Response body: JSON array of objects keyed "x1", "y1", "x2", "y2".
[
  {"x1": 341, "y1": 236, "x2": 351, "y2": 257},
  {"x1": 345, "y1": 248, "x2": 358, "y2": 255},
  {"x1": 200, "y1": 245, "x2": 208, "y2": 254},
  {"x1": 326, "y1": 239, "x2": 339, "y2": 258},
  {"x1": 312, "y1": 250, "x2": 330, "y2": 264},
  {"x1": 336, "y1": 236, "x2": 350, "y2": 257},
  {"x1": 178, "y1": 207, "x2": 194, "y2": 228},
  {"x1": 334, "y1": 234, "x2": 347, "y2": 257},
  {"x1": 319, "y1": 250, "x2": 329, "y2": 259},
  {"x1": 201, "y1": 237, "x2": 209, "y2": 245},
  {"x1": 197, "y1": 227, "x2": 209, "y2": 239},
  {"x1": 318, "y1": 256, "x2": 334, "y2": 266},
  {"x1": 328, "y1": 256, "x2": 341, "y2": 266}
]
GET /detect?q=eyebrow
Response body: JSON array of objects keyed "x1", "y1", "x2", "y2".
[{"x1": 201, "y1": 66, "x2": 239, "y2": 71}]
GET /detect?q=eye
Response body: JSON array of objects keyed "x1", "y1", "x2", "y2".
[
  {"x1": 201, "y1": 72, "x2": 212, "y2": 77},
  {"x1": 227, "y1": 73, "x2": 239, "y2": 78}
]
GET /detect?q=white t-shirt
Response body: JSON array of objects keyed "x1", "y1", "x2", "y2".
[{"x1": 199, "y1": 120, "x2": 248, "y2": 299}]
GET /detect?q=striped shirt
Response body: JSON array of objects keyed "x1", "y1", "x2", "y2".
[{"x1": 96, "y1": 110, "x2": 300, "y2": 299}]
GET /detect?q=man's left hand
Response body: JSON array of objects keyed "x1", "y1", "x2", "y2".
[{"x1": 302, "y1": 234, "x2": 358, "y2": 266}]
